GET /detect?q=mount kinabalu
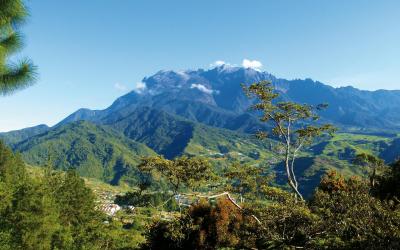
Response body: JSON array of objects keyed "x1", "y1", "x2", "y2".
[
  {"x1": 3, "y1": 65, "x2": 400, "y2": 165},
  {"x1": 2, "y1": 65, "x2": 400, "y2": 195},
  {"x1": 59, "y1": 65, "x2": 400, "y2": 132},
  {"x1": 3, "y1": 65, "x2": 400, "y2": 163}
]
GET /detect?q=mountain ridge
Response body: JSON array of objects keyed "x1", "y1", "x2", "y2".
[{"x1": 57, "y1": 65, "x2": 400, "y2": 131}]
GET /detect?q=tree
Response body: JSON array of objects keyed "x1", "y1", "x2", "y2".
[
  {"x1": 224, "y1": 162, "x2": 271, "y2": 202},
  {"x1": 0, "y1": 0, "x2": 36, "y2": 95},
  {"x1": 44, "y1": 169, "x2": 105, "y2": 249},
  {"x1": 137, "y1": 156, "x2": 213, "y2": 211},
  {"x1": 243, "y1": 81, "x2": 335, "y2": 200},
  {"x1": 0, "y1": 145, "x2": 142, "y2": 249},
  {"x1": 138, "y1": 156, "x2": 213, "y2": 195},
  {"x1": 373, "y1": 159, "x2": 400, "y2": 204},
  {"x1": 244, "y1": 199, "x2": 321, "y2": 249},
  {"x1": 5, "y1": 180, "x2": 60, "y2": 250},
  {"x1": 143, "y1": 199, "x2": 244, "y2": 250},
  {"x1": 310, "y1": 171, "x2": 400, "y2": 249},
  {"x1": 0, "y1": 142, "x2": 61, "y2": 250},
  {"x1": 353, "y1": 153, "x2": 385, "y2": 188}
]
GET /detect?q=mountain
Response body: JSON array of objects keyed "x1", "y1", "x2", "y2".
[
  {"x1": 10, "y1": 107, "x2": 283, "y2": 189},
  {"x1": 103, "y1": 106, "x2": 196, "y2": 159},
  {"x1": 3, "y1": 65, "x2": 400, "y2": 195},
  {"x1": 55, "y1": 105, "x2": 274, "y2": 162},
  {"x1": 59, "y1": 65, "x2": 400, "y2": 132},
  {"x1": 0, "y1": 124, "x2": 49, "y2": 145},
  {"x1": 131, "y1": 66, "x2": 400, "y2": 130},
  {"x1": 13, "y1": 121, "x2": 156, "y2": 184},
  {"x1": 10, "y1": 104, "x2": 400, "y2": 196}
]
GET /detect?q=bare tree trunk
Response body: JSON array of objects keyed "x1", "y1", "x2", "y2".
[
  {"x1": 290, "y1": 143, "x2": 303, "y2": 190},
  {"x1": 290, "y1": 157, "x2": 298, "y2": 189},
  {"x1": 285, "y1": 159, "x2": 304, "y2": 201},
  {"x1": 285, "y1": 143, "x2": 304, "y2": 201}
]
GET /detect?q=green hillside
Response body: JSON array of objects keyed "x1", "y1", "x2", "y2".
[
  {"x1": 0, "y1": 124, "x2": 49, "y2": 145},
  {"x1": 104, "y1": 106, "x2": 195, "y2": 159},
  {"x1": 4, "y1": 106, "x2": 400, "y2": 196},
  {"x1": 185, "y1": 124, "x2": 275, "y2": 166},
  {"x1": 280, "y1": 132, "x2": 396, "y2": 196},
  {"x1": 14, "y1": 121, "x2": 156, "y2": 184},
  {"x1": 106, "y1": 107, "x2": 400, "y2": 195}
]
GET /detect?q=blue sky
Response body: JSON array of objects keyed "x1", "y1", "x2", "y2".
[{"x1": 1, "y1": 0, "x2": 399, "y2": 132}]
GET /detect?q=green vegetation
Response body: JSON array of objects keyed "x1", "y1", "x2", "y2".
[
  {"x1": 1, "y1": 2, "x2": 400, "y2": 247},
  {"x1": 2, "y1": 138, "x2": 400, "y2": 249},
  {"x1": 0, "y1": 0, "x2": 36, "y2": 95},
  {"x1": 5, "y1": 114, "x2": 400, "y2": 198},
  {"x1": 243, "y1": 80, "x2": 336, "y2": 200},
  {"x1": 0, "y1": 124, "x2": 48, "y2": 145},
  {"x1": 145, "y1": 168, "x2": 400, "y2": 249},
  {"x1": 107, "y1": 106, "x2": 195, "y2": 159},
  {"x1": 0, "y1": 141, "x2": 145, "y2": 249},
  {"x1": 14, "y1": 121, "x2": 156, "y2": 184},
  {"x1": 137, "y1": 156, "x2": 213, "y2": 194}
]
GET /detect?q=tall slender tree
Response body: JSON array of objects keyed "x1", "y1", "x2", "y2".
[
  {"x1": 243, "y1": 80, "x2": 335, "y2": 200},
  {"x1": 0, "y1": 0, "x2": 36, "y2": 95}
]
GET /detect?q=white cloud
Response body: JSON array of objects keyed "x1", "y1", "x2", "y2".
[
  {"x1": 213, "y1": 60, "x2": 226, "y2": 66},
  {"x1": 114, "y1": 82, "x2": 128, "y2": 91},
  {"x1": 242, "y1": 59, "x2": 263, "y2": 71},
  {"x1": 133, "y1": 81, "x2": 147, "y2": 93},
  {"x1": 210, "y1": 60, "x2": 231, "y2": 68},
  {"x1": 190, "y1": 83, "x2": 216, "y2": 94},
  {"x1": 115, "y1": 81, "x2": 147, "y2": 93}
]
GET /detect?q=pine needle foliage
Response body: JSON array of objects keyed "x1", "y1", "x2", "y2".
[{"x1": 0, "y1": 0, "x2": 36, "y2": 96}]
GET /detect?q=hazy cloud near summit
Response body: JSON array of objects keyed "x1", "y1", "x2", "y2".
[
  {"x1": 242, "y1": 59, "x2": 263, "y2": 71},
  {"x1": 133, "y1": 82, "x2": 147, "y2": 93},
  {"x1": 209, "y1": 60, "x2": 228, "y2": 68},
  {"x1": 115, "y1": 82, "x2": 147, "y2": 93},
  {"x1": 190, "y1": 83, "x2": 217, "y2": 94},
  {"x1": 209, "y1": 59, "x2": 263, "y2": 71}
]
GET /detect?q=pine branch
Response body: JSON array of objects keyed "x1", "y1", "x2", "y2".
[
  {"x1": 0, "y1": 0, "x2": 28, "y2": 26},
  {"x1": 0, "y1": 59, "x2": 37, "y2": 95},
  {"x1": 0, "y1": 30, "x2": 23, "y2": 56}
]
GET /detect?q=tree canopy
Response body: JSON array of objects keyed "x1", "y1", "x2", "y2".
[
  {"x1": 0, "y1": 0, "x2": 36, "y2": 95},
  {"x1": 243, "y1": 80, "x2": 335, "y2": 200}
]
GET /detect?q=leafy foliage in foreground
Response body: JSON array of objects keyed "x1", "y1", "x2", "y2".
[
  {"x1": 0, "y1": 141, "x2": 143, "y2": 249},
  {"x1": 143, "y1": 199, "x2": 244, "y2": 250},
  {"x1": 309, "y1": 171, "x2": 400, "y2": 249},
  {"x1": 144, "y1": 167, "x2": 400, "y2": 249},
  {"x1": 2, "y1": 138, "x2": 400, "y2": 249}
]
